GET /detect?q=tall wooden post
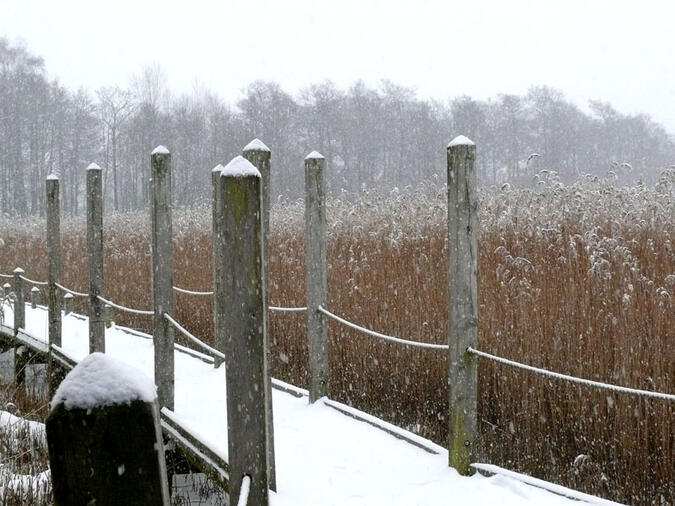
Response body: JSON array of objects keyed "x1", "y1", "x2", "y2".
[
  {"x1": 87, "y1": 163, "x2": 105, "y2": 353},
  {"x1": 31, "y1": 287, "x2": 39, "y2": 309},
  {"x1": 447, "y1": 135, "x2": 478, "y2": 475},
  {"x1": 305, "y1": 151, "x2": 329, "y2": 402},
  {"x1": 150, "y1": 146, "x2": 174, "y2": 410},
  {"x1": 219, "y1": 156, "x2": 270, "y2": 506},
  {"x1": 12, "y1": 268, "x2": 25, "y2": 332},
  {"x1": 46, "y1": 174, "x2": 62, "y2": 395},
  {"x1": 211, "y1": 164, "x2": 224, "y2": 368},
  {"x1": 242, "y1": 138, "x2": 276, "y2": 491}
]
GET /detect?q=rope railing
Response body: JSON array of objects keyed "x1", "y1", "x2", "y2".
[
  {"x1": 164, "y1": 313, "x2": 225, "y2": 361},
  {"x1": 173, "y1": 285, "x2": 214, "y2": 296},
  {"x1": 0, "y1": 273, "x2": 14, "y2": 279},
  {"x1": 269, "y1": 305, "x2": 307, "y2": 312},
  {"x1": 96, "y1": 295, "x2": 154, "y2": 316},
  {"x1": 467, "y1": 347, "x2": 675, "y2": 401},
  {"x1": 19, "y1": 275, "x2": 48, "y2": 286},
  {"x1": 55, "y1": 283, "x2": 88, "y2": 298},
  {"x1": 236, "y1": 475, "x2": 251, "y2": 506},
  {"x1": 318, "y1": 305, "x2": 449, "y2": 350}
]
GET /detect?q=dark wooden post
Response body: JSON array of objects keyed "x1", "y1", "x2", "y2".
[
  {"x1": 46, "y1": 353, "x2": 170, "y2": 506},
  {"x1": 211, "y1": 164, "x2": 224, "y2": 368},
  {"x1": 3, "y1": 283, "x2": 10, "y2": 297},
  {"x1": 219, "y1": 155, "x2": 270, "y2": 506},
  {"x1": 87, "y1": 163, "x2": 105, "y2": 353},
  {"x1": 447, "y1": 135, "x2": 478, "y2": 475},
  {"x1": 150, "y1": 146, "x2": 174, "y2": 410},
  {"x1": 46, "y1": 174, "x2": 62, "y2": 395},
  {"x1": 242, "y1": 138, "x2": 276, "y2": 491},
  {"x1": 12, "y1": 268, "x2": 25, "y2": 332},
  {"x1": 31, "y1": 287, "x2": 39, "y2": 309},
  {"x1": 305, "y1": 151, "x2": 329, "y2": 402}
]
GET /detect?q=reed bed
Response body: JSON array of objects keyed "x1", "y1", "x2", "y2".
[{"x1": 0, "y1": 171, "x2": 672, "y2": 504}]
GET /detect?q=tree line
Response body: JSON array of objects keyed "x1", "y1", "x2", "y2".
[{"x1": 1, "y1": 38, "x2": 673, "y2": 217}]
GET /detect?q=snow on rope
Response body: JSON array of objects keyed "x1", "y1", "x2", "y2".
[
  {"x1": 173, "y1": 285, "x2": 214, "y2": 296},
  {"x1": 269, "y1": 305, "x2": 307, "y2": 312},
  {"x1": 0, "y1": 273, "x2": 14, "y2": 279},
  {"x1": 18, "y1": 275, "x2": 48, "y2": 286},
  {"x1": 55, "y1": 283, "x2": 88, "y2": 298},
  {"x1": 467, "y1": 347, "x2": 675, "y2": 401},
  {"x1": 96, "y1": 295, "x2": 154, "y2": 316},
  {"x1": 237, "y1": 475, "x2": 251, "y2": 506},
  {"x1": 163, "y1": 313, "x2": 225, "y2": 361},
  {"x1": 318, "y1": 305, "x2": 448, "y2": 350}
]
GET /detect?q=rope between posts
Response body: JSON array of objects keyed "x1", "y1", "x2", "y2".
[
  {"x1": 19, "y1": 275, "x2": 48, "y2": 286},
  {"x1": 237, "y1": 475, "x2": 251, "y2": 506},
  {"x1": 269, "y1": 305, "x2": 307, "y2": 312},
  {"x1": 96, "y1": 295, "x2": 154, "y2": 316},
  {"x1": 318, "y1": 305, "x2": 448, "y2": 350},
  {"x1": 164, "y1": 313, "x2": 225, "y2": 361},
  {"x1": 0, "y1": 273, "x2": 14, "y2": 279},
  {"x1": 173, "y1": 286, "x2": 214, "y2": 296},
  {"x1": 467, "y1": 347, "x2": 675, "y2": 401},
  {"x1": 55, "y1": 283, "x2": 88, "y2": 298}
]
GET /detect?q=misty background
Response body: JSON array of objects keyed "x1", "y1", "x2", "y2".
[{"x1": 0, "y1": 38, "x2": 673, "y2": 217}]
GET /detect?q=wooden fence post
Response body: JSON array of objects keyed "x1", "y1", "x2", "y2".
[
  {"x1": 63, "y1": 293, "x2": 73, "y2": 315},
  {"x1": 46, "y1": 174, "x2": 62, "y2": 395},
  {"x1": 219, "y1": 156, "x2": 270, "y2": 506},
  {"x1": 12, "y1": 268, "x2": 25, "y2": 332},
  {"x1": 46, "y1": 353, "x2": 170, "y2": 506},
  {"x1": 447, "y1": 135, "x2": 478, "y2": 475},
  {"x1": 150, "y1": 146, "x2": 174, "y2": 410},
  {"x1": 87, "y1": 163, "x2": 105, "y2": 353},
  {"x1": 31, "y1": 287, "x2": 39, "y2": 309},
  {"x1": 211, "y1": 164, "x2": 224, "y2": 368},
  {"x1": 305, "y1": 151, "x2": 329, "y2": 402},
  {"x1": 105, "y1": 304, "x2": 113, "y2": 328},
  {"x1": 242, "y1": 138, "x2": 276, "y2": 491},
  {"x1": 3, "y1": 283, "x2": 11, "y2": 297}
]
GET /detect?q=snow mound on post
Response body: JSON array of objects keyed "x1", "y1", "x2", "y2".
[
  {"x1": 151, "y1": 145, "x2": 170, "y2": 155},
  {"x1": 305, "y1": 150, "x2": 325, "y2": 160},
  {"x1": 46, "y1": 173, "x2": 59, "y2": 181},
  {"x1": 243, "y1": 138, "x2": 270, "y2": 152},
  {"x1": 86, "y1": 163, "x2": 102, "y2": 171},
  {"x1": 447, "y1": 135, "x2": 475, "y2": 147},
  {"x1": 221, "y1": 155, "x2": 261, "y2": 178},
  {"x1": 51, "y1": 352, "x2": 156, "y2": 410},
  {"x1": 211, "y1": 163, "x2": 224, "y2": 173}
]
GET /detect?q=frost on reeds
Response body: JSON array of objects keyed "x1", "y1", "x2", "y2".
[{"x1": 0, "y1": 172, "x2": 672, "y2": 504}]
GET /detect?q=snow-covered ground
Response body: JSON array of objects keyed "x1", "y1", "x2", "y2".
[{"x1": 3, "y1": 305, "x2": 621, "y2": 505}]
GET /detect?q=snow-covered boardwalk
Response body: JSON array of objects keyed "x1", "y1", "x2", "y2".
[{"x1": 2, "y1": 304, "x2": 618, "y2": 505}]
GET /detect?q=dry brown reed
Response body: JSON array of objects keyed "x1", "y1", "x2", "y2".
[{"x1": 0, "y1": 172, "x2": 672, "y2": 504}]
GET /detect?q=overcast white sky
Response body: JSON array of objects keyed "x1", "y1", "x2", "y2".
[{"x1": 1, "y1": 0, "x2": 674, "y2": 133}]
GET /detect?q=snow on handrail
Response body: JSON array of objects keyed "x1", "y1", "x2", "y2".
[
  {"x1": 19, "y1": 275, "x2": 48, "y2": 286},
  {"x1": 467, "y1": 347, "x2": 675, "y2": 401},
  {"x1": 173, "y1": 285, "x2": 214, "y2": 296},
  {"x1": 237, "y1": 475, "x2": 251, "y2": 506},
  {"x1": 164, "y1": 313, "x2": 225, "y2": 361},
  {"x1": 55, "y1": 283, "x2": 88, "y2": 298},
  {"x1": 269, "y1": 305, "x2": 307, "y2": 312},
  {"x1": 96, "y1": 295, "x2": 154, "y2": 316},
  {"x1": 318, "y1": 305, "x2": 448, "y2": 350}
]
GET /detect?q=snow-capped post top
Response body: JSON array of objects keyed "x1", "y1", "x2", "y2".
[
  {"x1": 447, "y1": 135, "x2": 475, "y2": 148},
  {"x1": 243, "y1": 138, "x2": 271, "y2": 152},
  {"x1": 51, "y1": 352, "x2": 157, "y2": 411},
  {"x1": 151, "y1": 145, "x2": 170, "y2": 156},
  {"x1": 305, "y1": 150, "x2": 325, "y2": 160},
  {"x1": 86, "y1": 163, "x2": 102, "y2": 171},
  {"x1": 46, "y1": 173, "x2": 59, "y2": 181},
  {"x1": 221, "y1": 155, "x2": 261, "y2": 178},
  {"x1": 211, "y1": 163, "x2": 224, "y2": 173},
  {"x1": 13, "y1": 267, "x2": 24, "y2": 274}
]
